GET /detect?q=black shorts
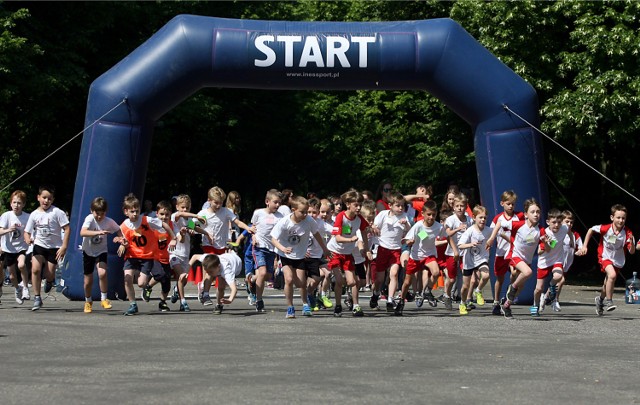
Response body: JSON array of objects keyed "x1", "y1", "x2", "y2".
[
  {"x1": 123, "y1": 258, "x2": 155, "y2": 274},
  {"x1": 463, "y1": 262, "x2": 489, "y2": 277},
  {"x1": 33, "y1": 245, "x2": 58, "y2": 264},
  {"x1": 83, "y1": 252, "x2": 108, "y2": 275},
  {"x1": 354, "y1": 262, "x2": 366, "y2": 280},
  {"x1": 300, "y1": 258, "x2": 322, "y2": 278},
  {"x1": 279, "y1": 255, "x2": 305, "y2": 270},
  {"x1": 3, "y1": 251, "x2": 27, "y2": 267}
]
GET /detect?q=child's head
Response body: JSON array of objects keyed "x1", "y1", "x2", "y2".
[
  {"x1": 472, "y1": 205, "x2": 488, "y2": 227},
  {"x1": 545, "y1": 208, "x2": 565, "y2": 232},
  {"x1": 422, "y1": 200, "x2": 438, "y2": 226},
  {"x1": 439, "y1": 209, "x2": 452, "y2": 223},
  {"x1": 226, "y1": 191, "x2": 241, "y2": 214},
  {"x1": 175, "y1": 194, "x2": 191, "y2": 212},
  {"x1": 207, "y1": 186, "x2": 226, "y2": 210},
  {"x1": 416, "y1": 184, "x2": 433, "y2": 199},
  {"x1": 156, "y1": 200, "x2": 172, "y2": 222},
  {"x1": 341, "y1": 190, "x2": 364, "y2": 217},
  {"x1": 308, "y1": 197, "x2": 321, "y2": 218},
  {"x1": 388, "y1": 191, "x2": 405, "y2": 215},
  {"x1": 280, "y1": 189, "x2": 293, "y2": 207},
  {"x1": 9, "y1": 190, "x2": 27, "y2": 213},
  {"x1": 452, "y1": 193, "x2": 468, "y2": 217},
  {"x1": 362, "y1": 190, "x2": 374, "y2": 201},
  {"x1": 320, "y1": 198, "x2": 333, "y2": 221},
  {"x1": 265, "y1": 189, "x2": 282, "y2": 213},
  {"x1": 610, "y1": 204, "x2": 627, "y2": 230},
  {"x1": 500, "y1": 190, "x2": 517, "y2": 215},
  {"x1": 523, "y1": 198, "x2": 541, "y2": 225},
  {"x1": 562, "y1": 210, "x2": 574, "y2": 229},
  {"x1": 289, "y1": 196, "x2": 309, "y2": 222},
  {"x1": 360, "y1": 203, "x2": 375, "y2": 225},
  {"x1": 122, "y1": 193, "x2": 140, "y2": 221},
  {"x1": 90, "y1": 197, "x2": 108, "y2": 221},
  {"x1": 37, "y1": 185, "x2": 55, "y2": 210},
  {"x1": 202, "y1": 254, "x2": 221, "y2": 277}
]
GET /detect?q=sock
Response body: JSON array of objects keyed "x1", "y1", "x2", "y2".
[
  {"x1": 321, "y1": 291, "x2": 327, "y2": 297},
  {"x1": 85, "y1": 297, "x2": 92, "y2": 302},
  {"x1": 387, "y1": 296, "x2": 393, "y2": 303},
  {"x1": 443, "y1": 293, "x2": 450, "y2": 298},
  {"x1": 101, "y1": 292, "x2": 108, "y2": 301},
  {"x1": 181, "y1": 298, "x2": 187, "y2": 305},
  {"x1": 474, "y1": 287, "x2": 480, "y2": 293}
]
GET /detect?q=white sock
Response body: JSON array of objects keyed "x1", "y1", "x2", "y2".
[
  {"x1": 85, "y1": 297, "x2": 92, "y2": 302},
  {"x1": 101, "y1": 292, "x2": 108, "y2": 301}
]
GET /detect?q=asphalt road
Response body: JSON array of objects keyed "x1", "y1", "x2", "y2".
[{"x1": 1, "y1": 283, "x2": 638, "y2": 404}]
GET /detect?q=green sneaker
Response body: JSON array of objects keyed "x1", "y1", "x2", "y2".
[{"x1": 319, "y1": 295, "x2": 333, "y2": 309}]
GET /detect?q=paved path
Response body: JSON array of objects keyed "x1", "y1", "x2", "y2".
[{"x1": 1, "y1": 283, "x2": 638, "y2": 404}]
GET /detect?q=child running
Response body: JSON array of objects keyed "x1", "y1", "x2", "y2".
[
  {"x1": 24, "y1": 186, "x2": 71, "y2": 311},
  {"x1": 486, "y1": 198, "x2": 542, "y2": 318},
  {"x1": 0, "y1": 190, "x2": 30, "y2": 304},
  {"x1": 578, "y1": 204, "x2": 635, "y2": 315},
  {"x1": 190, "y1": 252, "x2": 242, "y2": 314},
  {"x1": 442, "y1": 193, "x2": 473, "y2": 310},
  {"x1": 456, "y1": 205, "x2": 492, "y2": 315},
  {"x1": 79, "y1": 197, "x2": 127, "y2": 313},
  {"x1": 552, "y1": 210, "x2": 584, "y2": 311}
]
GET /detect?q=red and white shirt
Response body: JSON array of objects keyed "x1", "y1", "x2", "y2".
[
  {"x1": 490, "y1": 211, "x2": 524, "y2": 257},
  {"x1": 327, "y1": 211, "x2": 368, "y2": 255},
  {"x1": 537, "y1": 224, "x2": 570, "y2": 268},
  {"x1": 591, "y1": 224, "x2": 634, "y2": 268},
  {"x1": 501, "y1": 220, "x2": 542, "y2": 264}
]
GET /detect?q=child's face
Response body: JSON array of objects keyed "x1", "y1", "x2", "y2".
[
  {"x1": 501, "y1": 198, "x2": 516, "y2": 216},
  {"x1": 333, "y1": 200, "x2": 343, "y2": 212},
  {"x1": 266, "y1": 196, "x2": 281, "y2": 213},
  {"x1": 176, "y1": 202, "x2": 191, "y2": 213},
  {"x1": 124, "y1": 207, "x2": 140, "y2": 222},
  {"x1": 209, "y1": 199, "x2": 222, "y2": 212},
  {"x1": 611, "y1": 210, "x2": 627, "y2": 230},
  {"x1": 453, "y1": 200, "x2": 466, "y2": 217},
  {"x1": 92, "y1": 210, "x2": 106, "y2": 223},
  {"x1": 416, "y1": 186, "x2": 427, "y2": 195},
  {"x1": 423, "y1": 209, "x2": 437, "y2": 227},
  {"x1": 547, "y1": 217, "x2": 563, "y2": 233},
  {"x1": 204, "y1": 264, "x2": 220, "y2": 278},
  {"x1": 563, "y1": 217, "x2": 574, "y2": 230},
  {"x1": 344, "y1": 201, "x2": 361, "y2": 217},
  {"x1": 474, "y1": 212, "x2": 487, "y2": 228},
  {"x1": 11, "y1": 196, "x2": 25, "y2": 213},
  {"x1": 156, "y1": 207, "x2": 171, "y2": 222},
  {"x1": 364, "y1": 213, "x2": 375, "y2": 226},
  {"x1": 319, "y1": 204, "x2": 332, "y2": 221},
  {"x1": 308, "y1": 206, "x2": 319, "y2": 219},
  {"x1": 390, "y1": 202, "x2": 404, "y2": 215},
  {"x1": 525, "y1": 204, "x2": 541, "y2": 225},
  {"x1": 37, "y1": 190, "x2": 54, "y2": 210},
  {"x1": 446, "y1": 192, "x2": 455, "y2": 207},
  {"x1": 292, "y1": 205, "x2": 309, "y2": 223}
]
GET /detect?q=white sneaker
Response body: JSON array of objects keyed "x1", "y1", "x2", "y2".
[
  {"x1": 22, "y1": 287, "x2": 31, "y2": 300},
  {"x1": 15, "y1": 286, "x2": 24, "y2": 305},
  {"x1": 538, "y1": 293, "x2": 546, "y2": 314},
  {"x1": 552, "y1": 300, "x2": 561, "y2": 312}
]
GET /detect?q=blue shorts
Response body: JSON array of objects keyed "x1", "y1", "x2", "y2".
[
  {"x1": 244, "y1": 251, "x2": 255, "y2": 276},
  {"x1": 253, "y1": 247, "x2": 276, "y2": 274}
]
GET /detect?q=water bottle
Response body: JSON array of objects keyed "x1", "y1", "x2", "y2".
[{"x1": 626, "y1": 272, "x2": 640, "y2": 304}]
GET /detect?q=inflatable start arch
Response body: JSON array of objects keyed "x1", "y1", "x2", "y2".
[{"x1": 63, "y1": 15, "x2": 548, "y2": 304}]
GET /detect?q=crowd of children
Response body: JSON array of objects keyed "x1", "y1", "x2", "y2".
[{"x1": 0, "y1": 184, "x2": 636, "y2": 319}]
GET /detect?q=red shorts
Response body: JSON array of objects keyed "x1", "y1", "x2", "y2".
[
  {"x1": 445, "y1": 255, "x2": 460, "y2": 279},
  {"x1": 203, "y1": 246, "x2": 226, "y2": 255},
  {"x1": 537, "y1": 264, "x2": 563, "y2": 279},
  {"x1": 494, "y1": 256, "x2": 510, "y2": 277},
  {"x1": 327, "y1": 253, "x2": 355, "y2": 272},
  {"x1": 405, "y1": 256, "x2": 437, "y2": 275},
  {"x1": 376, "y1": 246, "x2": 401, "y2": 271},
  {"x1": 508, "y1": 255, "x2": 529, "y2": 270},
  {"x1": 599, "y1": 259, "x2": 621, "y2": 273}
]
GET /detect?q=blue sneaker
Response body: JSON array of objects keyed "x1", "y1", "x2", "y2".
[
  {"x1": 170, "y1": 285, "x2": 179, "y2": 304},
  {"x1": 123, "y1": 302, "x2": 138, "y2": 316},
  {"x1": 286, "y1": 306, "x2": 296, "y2": 318},
  {"x1": 530, "y1": 305, "x2": 540, "y2": 317},
  {"x1": 302, "y1": 304, "x2": 312, "y2": 316},
  {"x1": 179, "y1": 302, "x2": 191, "y2": 312},
  {"x1": 44, "y1": 280, "x2": 54, "y2": 294}
]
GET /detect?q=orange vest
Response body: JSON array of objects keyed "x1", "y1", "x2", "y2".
[
  {"x1": 155, "y1": 220, "x2": 173, "y2": 264},
  {"x1": 121, "y1": 216, "x2": 158, "y2": 260}
]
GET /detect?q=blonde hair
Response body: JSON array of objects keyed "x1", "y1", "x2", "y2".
[
  {"x1": 500, "y1": 190, "x2": 517, "y2": 203},
  {"x1": 207, "y1": 186, "x2": 226, "y2": 203},
  {"x1": 226, "y1": 191, "x2": 241, "y2": 214},
  {"x1": 265, "y1": 189, "x2": 281, "y2": 202},
  {"x1": 472, "y1": 205, "x2": 487, "y2": 218},
  {"x1": 453, "y1": 193, "x2": 468, "y2": 205},
  {"x1": 122, "y1": 193, "x2": 140, "y2": 210},
  {"x1": 176, "y1": 194, "x2": 191, "y2": 208},
  {"x1": 289, "y1": 196, "x2": 309, "y2": 211}
]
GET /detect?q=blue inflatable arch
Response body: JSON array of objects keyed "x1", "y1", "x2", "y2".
[{"x1": 64, "y1": 15, "x2": 548, "y2": 304}]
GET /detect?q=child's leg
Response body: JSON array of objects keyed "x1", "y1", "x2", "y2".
[
  {"x1": 533, "y1": 278, "x2": 544, "y2": 306},
  {"x1": 31, "y1": 254, "x2": 45, "y2": 296},
  {"x1": 332, "y1": 267, "x2": 344, "y2": 305},
  {"x1": 512, "y1": 261, "x2": 533, "y2": 291},
  {"x1": 137, "y1": 272, "x2": 149, "y2": 289},
  {"x1": 388, "y1": 264, "x2": 400, "y2": 301},
  {"x1": 400, "y1": 272, "x2": 414, "y2": 299},
  {"x1": 494, "y1": 273, "x2": 505, "y2": 302},
  {"x1": 426, "y1": 262, "x2": 440, "y2": 291},
  {"x1": 84, "y1": 272, "x2": 94, "y2": 300},
  {"x1": 282, "y1": 265, "x2": 295, "y2": 307},
  {"x1": 255, "y1": 266, "x2": 268, "y2": 300},
  {"x1": 344, "y1": 270, "x2": 359, "y2": 306},
  {"x1": 460, "y1": 274, "x2": 471, "y2": 304},
  {"x1": 124, "y1": 269, "x2": 136, "y2": 303},
  {"x1": 465, "y1": 271, "x2": 476, "y2": 302},
  {"x1": 97, "y1": 262, "x2": 109, "y2": 299},
  {"x1": 295, "y1": 268, "x2": 308, "y2": 305},
  {"x1": 603, "y1": 265, "x2": 617, "y2": 300},
  {"x1": 556, "y1": 274, "x2": 566, "y2": 301},
  {"x1": 476, "y1": 265, "x2": 490, "y2": 291}
]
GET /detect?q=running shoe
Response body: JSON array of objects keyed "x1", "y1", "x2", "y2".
[
  {"x1": 548, "y1": 284, "x2": 558, "y2": 302},
  {"x1": 123, "y1": 302, "x2": 138, "y2": 316},
  {"x1": 604, "y1": 299, "x2": 616, "y2": 312},
  {"x1": 32, "y1": 296, "x2": 43, "y2": 311},
  {"x1": 369, "y1": 293, "x2": 380, "y2": 309},
  {"x1": 492, "y1": 303, "x2": 501, "y2": 316},
  {"x1": 213, "y1": 304, "x2": 224, "y2": 315},
  {"x1": 44, "y1": 280, "x2": 53, "y2": 294},
  {"x1": 170, "y1": 285, "x2": 179, "y2": 304},
  {"x1": 424, "y1": 291, "x2": 437, "y2": 307},
  {"x1": 101, "y1": 299, "x2": 113, "y2": 309},
  {"x1": 552, "y1": 300, "x2": 561, "y2": 312},
  {"x1": 530, "y1": 305, "x2": 540, "y2": 317},
  {"x1": 344, "y1": 295, "x2": 354, "y2": 311},
  {"x1": 352, "y1": 305, "x2": 364, "y2": 317},
  {"x1": 595, "y1": 296, "x2": 604, "y2": 316},
  {"x1": 179, "y1": 302, "x2": 191, "y2": 312},
  {"x1": 256, "y1": 299, "x2": 266, "y2": 313},
  {"x1": 302, "y1": 304, "x2": 312, "y2": 317},
  {"x1": 22, "y1": 286, "x2": 30, "y2": 301},
  {"x1": 459, "y1": 302, "x2": 468, "y2": 315},
  {"x1": 444, "y1": 296, "x2": 453, "y2": 311},
  {"x1": 84, "y1": 302, "x2": 93, "y2": 313},
  {"x1": 15, "y1": 286, "x2": 24, "y2": 305},
  {"x1": 158, "y1": 300, "x2": 170, "y2": 312},
  {"x1": 539, "y1": 293, "x2": 547, "y2": 314},
  {"x1": 286, "y1": 306, "x2": 296, "y2": 319},
  {"x1": 142, "y1": 285, "x2": 152, "y2": 302},
  {"x1": 500, "y1": 297, "x2": 513, "y2": 319},
  {"x1": 333, "y1": 304, "x2": 343, "y2": 317},
  {"x1": 466, "y1": 301, "x2": 476, "y2": 310},
  {"x1": 394, "y1": 300, "x2": 404, "y2": 316},
  {"x1": 506, "y1": 285, "x2": 517, "y2": 302},
  {"x1": 386, "y1": 301, "x2": 395, "y2": 313},
  {"x1": 201, "y1": 294, "x2": 214, "y2": 306},
  {"x1": 473, "y1": 290, "x2": 485, "y2": 306},
  {"x1": 248, "y1": 293, "x2": 257, "y2": 306},
  {"x1": 415, "y1": 295, "x2": 424, "y2": 308},
  {"x1": 319, "y1": 295, "x2": 333, "y2": 309}
]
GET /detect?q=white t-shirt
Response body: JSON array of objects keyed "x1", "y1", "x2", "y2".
[
  {"x1": 444, "y1": 213, "x2": 473, "y2": 256},
  {"x1": 458, "y1": 225, "x2": 492, "y2": 270},
  {"x1": 373, "y1": 210, "x2": 409, "y2": 250},
  {"x1": 169, "y1": 213, "x2": 190, "y2": 258},
  {"x1": 590, "y1": 224, "x2": 634, "y2": 268},
  {"x1": 307, "y1": 217, "x2": 333, "y2": 259},
  {"x1": 563, "y1": 231, "x2": 583, "y2": 271},
  {"x1": 278, "y1": 205, "x2": 291, "y2": 217},
  {"x1": 270, "y1": 214, "x2": 319, "y2": 260},
  {"x1": 0, "y1": 210, "x2": 30, "y2": 253},
  {"x1": 25, "y1": 206, "x2": 69, "y2": 249},
  {"x1": 537, "y1": 224, "x2": 570, "y2": 268},
  {"x1": 197, "y1": 207, "x2": 237, "y2": 249},
  {"x1": 81, "y1": 214, "x2": 120, "y2": 257},
  {"x1": 404, "y1": 221, "x2": 446, "y2": 260},
  {"x1": 251, "y1": 209, "x2": 283, "y2": 251},
  {"x1": 500, "y1": 219, "x2": 541, "y2": 264}
]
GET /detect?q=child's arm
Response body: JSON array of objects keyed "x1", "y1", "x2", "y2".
[
  {"x1": 161, "y1": 221, "x2": 178, "y2": 251},
  {"x1": 80, "y1": 227, "x2": 108, "y2": 238},
  {"x1": 233, "y1": 218, "x2": 256, "y2": 234},
  {"x1": 313, "y1": 231, "x2": 332, "y2": 258},
  {"x1": 360, "y1": 230, "x2": 373, "y2": 261},
  {"x1": 0, "y1": 223, "x2": 16, "y2": 236},
  {"x1": 485, "y1": 222, "x2": 503, "y2": 250},
  {"x1": 627, "y1": 231, "x2": 635, "y2": 255},
  {"x1": 271, "y1": 237, "x2": 293, "y2": 255},
  {"x1": 188, "y1": 254, "x2": 205, "y2": 267},
  {"x1": 56, "y1": 224, "x2": 71, "y2": 262},
  {"x1": 334, "y1": 233, "x2": 358, "y2": 244},
  {"x1": 577, "y1": 228, "x2": 594, "y2": 255},
  {"x1": 221, "y1": 281, "x2": 238, "y2": 305}
]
